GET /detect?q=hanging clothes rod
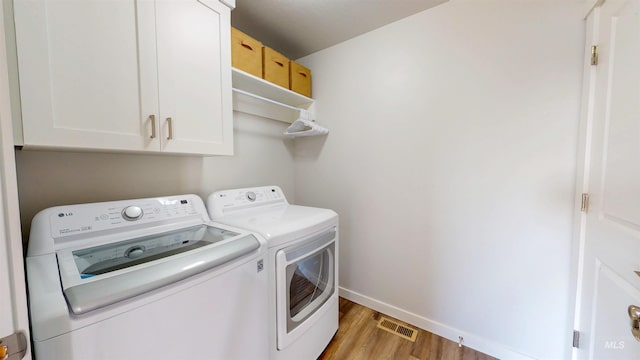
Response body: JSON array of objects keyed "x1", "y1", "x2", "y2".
[{"x1": 232, "y1": 88, "x2": 302, "y2": 112}]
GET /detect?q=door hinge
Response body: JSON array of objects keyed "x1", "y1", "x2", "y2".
[
  {"x1": 573, "y1": 330, "x2": 580, "y2": 348},
  {"x1": 581, "y1": 193, "x2": 590, "y2": 213},
  {"x1": 0, "y1": 331, "x2": 27, "y2": 360},
  {"x1": 591, "y1": 45, "x2": 599, "y2": 66}
]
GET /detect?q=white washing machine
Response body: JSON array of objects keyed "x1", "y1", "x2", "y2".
[
  {"x1": 26, "y1": 194, "x2": 269, "y2": 360},
  {"x1": 207, "y1": 186, "x2": 339, "y2": 360}
]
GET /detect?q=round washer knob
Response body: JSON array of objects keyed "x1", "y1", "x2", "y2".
[
  {"x1": 247, "y1": 191, "x2": 257, "y2": 202},
  {"x1": 122, "y1": 206, "x2": 143, "y2": 221}
]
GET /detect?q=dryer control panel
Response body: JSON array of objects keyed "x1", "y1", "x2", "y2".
[
  {"x1": 207, "y1": 186, "x2": 288, "y2": 219},
  {"x1": 47, "y1": 195, "x2": 205, "y2": 239}
]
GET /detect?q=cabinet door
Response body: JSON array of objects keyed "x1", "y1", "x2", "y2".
[
  {"x1": 14, "y1": 0, "x2": 160, "y2": 151},
  {"x1": 156, "y1": 0, "x2": 233, "y2": 155}
]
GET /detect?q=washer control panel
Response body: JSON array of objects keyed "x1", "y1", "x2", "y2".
[
  {"x1": 207, "y1": 186, "x2": 288, "y2": 219},
  {"x1": 49, "y1": 195, "x2": 204, "y2": 238}
]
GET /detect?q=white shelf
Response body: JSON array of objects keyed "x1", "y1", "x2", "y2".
[{"x1": 231, "y1": 68, "x2": 314, "y2": 123}]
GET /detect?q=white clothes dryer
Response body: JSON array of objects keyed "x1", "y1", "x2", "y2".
[
  {"x1": 207, "y1": 186, "x2": 339, "y2": 360},
  {"x1": 26, "y1": 194, "x2": 269, "y2": 360}
]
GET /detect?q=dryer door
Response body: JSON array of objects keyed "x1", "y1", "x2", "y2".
[{"x1": 275, "y1": 227, "x2": 336, "y2": 350}]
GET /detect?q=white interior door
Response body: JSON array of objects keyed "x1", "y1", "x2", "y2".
[
  {"x1": 574, "y1": 0, "x2": 640, "y2": 358},
  {"x1": 0, "y1": 187, "x2": 29, "y2": 360},
  {"x1": 0, "y1": 5, "x2": 31, "y2": 359}
]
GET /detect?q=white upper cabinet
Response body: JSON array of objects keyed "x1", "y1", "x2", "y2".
[
  {"x1": 13, "y1": 0, "x2": 233, "y2": 155},
  {"x1": 156, "y1": 0, "x2": 233, "y2": 155}
]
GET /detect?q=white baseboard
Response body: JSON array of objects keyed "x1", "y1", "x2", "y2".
[{"x1": 339, "y1": 287, "x2": 534, "y2": 360}]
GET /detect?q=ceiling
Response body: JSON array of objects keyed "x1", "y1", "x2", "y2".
[{"x1": 231, "y1": 0, "x2": 449, "y2": 59}]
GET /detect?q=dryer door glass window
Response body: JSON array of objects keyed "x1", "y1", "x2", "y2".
[{"x1": 285, "y1": 241, "x2": 335, "y2": 331}]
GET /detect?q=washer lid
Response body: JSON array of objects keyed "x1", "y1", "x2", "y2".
[
  {"x1": 215, "y1": 204, "x2": 337, "y2": 247},
  {"x1": 68, "y1": 225, "x2": 239, "y2": 278},
  {"x1": 57, "y1": 224, "x2": 260, "y2": 315}
]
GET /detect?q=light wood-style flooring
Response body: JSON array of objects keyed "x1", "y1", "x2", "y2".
[{"x1": 319, "y1": 298, "x2": 497, "y2": 360}]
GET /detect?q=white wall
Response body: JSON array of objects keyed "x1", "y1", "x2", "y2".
[
  {"x1": 295, "y1": 0, "x2": 584, "y2": 358},
  {"x1": 15, "y1": 111, "x2": 295, "y2": 242}
]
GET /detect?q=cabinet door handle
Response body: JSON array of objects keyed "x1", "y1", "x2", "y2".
[
  {"x1": 149, "y1": 115, "x2": 156, "y2": 139},
  {"x1": 167, "y1": 117, "x2": 173, "y2": 140},
  {"x1": 629, "y1": 305, "x2": 640, "y2": 341}
]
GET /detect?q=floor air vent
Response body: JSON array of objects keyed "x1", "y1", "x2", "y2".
[{"x1": 376, "y1": 317, "x2": 418, "y2": 342}]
